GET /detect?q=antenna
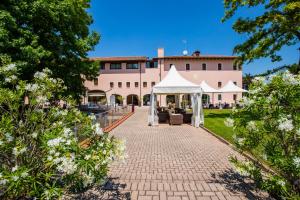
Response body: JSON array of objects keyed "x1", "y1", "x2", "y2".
[{"x1": 182, "y1": 39, "x2": 188, "y2": 56}]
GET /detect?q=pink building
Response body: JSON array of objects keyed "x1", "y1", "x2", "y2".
[{"x1": 84, "y1": 48, "x2": 243, "y2": 107}]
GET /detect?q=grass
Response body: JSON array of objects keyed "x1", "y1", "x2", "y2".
[{"x1": 204, "y1": 109, "x2": 234, "y2": 143}]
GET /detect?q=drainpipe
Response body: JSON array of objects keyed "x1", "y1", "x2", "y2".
[{"x1": 139, "y1": 62, "x2": 142, "y2": 107}]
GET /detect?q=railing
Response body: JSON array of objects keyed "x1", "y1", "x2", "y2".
[{"x1": 94, "y1": 105, "x2": 131, "y2": 129}]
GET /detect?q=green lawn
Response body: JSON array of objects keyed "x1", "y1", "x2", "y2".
[{"x1": 204, "y1": 109, "x2": 234, "y2": 143}]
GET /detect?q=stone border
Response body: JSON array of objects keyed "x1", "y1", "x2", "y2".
[{"x1": 200, "y1": 126, "x2": 275, "y2": 175}]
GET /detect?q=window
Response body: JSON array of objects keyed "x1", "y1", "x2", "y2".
[
  {"x1": 143, "y1": 82, "x2": 147, "y2": 88},
  {"x1": 218, "y1": 82, "x2": 222, "y2": 88},
  {"x1": 202, "y1": 63, "x2": 207, "y2": 70},
  {"x1": 146, "y1": 61, "x2": 158, "y2": 68},
  {"x1": 218, "y1": 63, "x2": 222, "y2": 70},
  {"x1": 170, "y1": 64, "x2": 173, "y2": 69},
  {"x1": 100, "y1": 62, "x2": 105, "y2": 70},
  {"x1": 126, "y1": 63, "x2": 139, "y2": 69},
  {"x1": 233, "y1": 94, "x2": 237, "y2": 101},
  {"x1": 93, "y1": 78, "x2": 98, "y2": 86},
  {"x1": 110, "y1": 63, "x2": 122, "y2": 70},
  {"x1": 110, "y1": 82, "x2": 114, "y2": 88},
  {"x1": 233, "y1": 64, "x2": 237, "y2": 70},
  {"x1": 233, "y1": 81, "x2": 237, "y2": 85},
  {"x1": 151, "y1": 82, "x2": 156, "y2": 87},
  {"x1": 186, "y1": 64, "x2": 190, "y2": 70},
  {"x1": 135, "y1": 82, "x2": 139, "y2": 88},
  {"x1": 118, "y1": 82, "x2": 122, "y2": 88},
  {"x1": 126, "y1": 82, "x2": 130, "y2": 88},
  {"x1": 218, "y1": 94, "x2": 222, "y2": 101}
]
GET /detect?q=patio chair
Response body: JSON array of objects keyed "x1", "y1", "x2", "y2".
[
  {"x1": 183, "y1": 113, "x2": 193, "y2": 123},
  {"x1": 157, "y1": 110, "x2": 169, "y2": 123},
  {"x1": 169, "y1": 112, "x2": 183, "y2": 125}
]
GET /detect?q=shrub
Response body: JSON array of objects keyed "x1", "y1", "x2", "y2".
[
  {"x1": 226, "y1": 71, "x2": 300, "y2": 199},
  {"x1": 0, "y1": 63, "x2": 125, "y2": 199}
]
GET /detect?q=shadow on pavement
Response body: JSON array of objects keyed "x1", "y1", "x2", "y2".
[
  {"x1": 63, "y1": 177, "x2": 130, "y2": 200},
  {"x1": 211, "y1": 169, "x2": 273, "y2": 200}
]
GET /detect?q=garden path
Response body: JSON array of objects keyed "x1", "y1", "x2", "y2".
[{"x1": 108, "y1": 108, "x2": 271, "y2": 200}]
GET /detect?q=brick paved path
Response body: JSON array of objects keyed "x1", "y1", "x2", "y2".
[{"x1": 109, "y1": 108, "x2": 270, "y2": 200}]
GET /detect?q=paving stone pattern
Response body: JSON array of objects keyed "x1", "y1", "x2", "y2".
[{"x1": 109, "y1": 108, "x2": 271, "y2": 200}]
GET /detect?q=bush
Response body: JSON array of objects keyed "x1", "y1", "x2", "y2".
[
  {"x1": 226, "y1": 71, "x2": 300, "y2": 199},
  {"x1": 0, "y1": 63, "x2": 125, "y2": 199}
]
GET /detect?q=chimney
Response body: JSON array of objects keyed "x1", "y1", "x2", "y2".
[
  {"x1": 157, "y1": 48, "x2": 164, "y2": 58},
  {"x1": 192, "y1": 50, "x2": 201, "y2": 57}
]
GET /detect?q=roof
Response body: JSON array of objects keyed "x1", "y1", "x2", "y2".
[
  {"x1": 219, "y1": 81, "x2": 247, "y2": 93},
  {"x1": 154, "y1": 55, "x2": 237, "y2": 60},
  {"x1": 89, "y1": 56, "x2": 148, "y2": 62},
  {"x1": 152, "y1": 65, "x2": 202, "y2": 94}
]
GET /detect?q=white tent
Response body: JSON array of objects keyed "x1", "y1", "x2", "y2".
[
  {"x1": 200, "y1": 81, "x2": 218, "y2": 105},
  {"x1": 200, "y1": 81, "x2": 219, "y2": 93},
  {"x1": 148, "y1": 65, "x2": 204, "y2": 127},
  {"x1": 219, "y1": 81, "x2": 247, "y2": 93}
]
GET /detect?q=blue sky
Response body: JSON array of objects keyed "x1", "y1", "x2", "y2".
[{"x1": 87, "y1": 0, "x2": 298, "y2": 75}]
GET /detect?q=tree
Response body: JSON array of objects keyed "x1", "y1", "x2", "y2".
[
  {"x1": 226, "y1": 72, "x2": 300, "y2": 198},
  {"x1": 0, "y1": 0, "x2": 100, "y2": 101},
  {"x1": 0, "y1": 63, "x2": 125, "y2": 199},
  {"x1": 223, "y1": 0, "x2": 300, "y2": 72}
]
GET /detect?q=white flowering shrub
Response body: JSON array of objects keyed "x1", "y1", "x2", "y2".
[
  {"x1": 226, "y1": 71, "x2": 300, "y2": 199},
  {"x1": 0, "y1": 63, "x2": 125, "y2": 199}
]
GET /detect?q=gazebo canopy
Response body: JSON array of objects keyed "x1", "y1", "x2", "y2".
[
  {"x1": 200, "y1": 81, "x2": 219, "y2": 93},
  {"x1": 153, "y1": 66, "x2": 202, "y2": 94},
  {"x1": 219, "y1": 81, "x2": 247, "y2": 93},
  {"x1": 149, "y1": 65, "x2": 204, "y2": 127}
]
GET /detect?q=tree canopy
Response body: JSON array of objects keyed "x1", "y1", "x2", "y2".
[
  {"x1": 223, "y1": 0, "x2": 300, "y2": 69},
  {"x1": 0, "y1": 0, "x2": 100, "y2": 100}
]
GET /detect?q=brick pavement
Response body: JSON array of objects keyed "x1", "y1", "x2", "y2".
[{"x1": 109, "y1": 108, "x2": 271, "y2": 200}]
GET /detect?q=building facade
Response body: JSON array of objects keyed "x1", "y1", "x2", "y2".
[{"x1": 84, "y1": 48, "x2": 243, "y2": 106}]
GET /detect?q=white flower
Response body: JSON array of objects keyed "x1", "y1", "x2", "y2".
[
  {"x1": 13, "y1": 147, "x2": 26, "y2": 156},
  {"x1": 253, "y1": 76, "x2": 265, "y2": 84},
  {"x1": 282, "y1": 71, "x2": 299, "y2": 85},
  {"x1": 241, "y1": 97, "x2": 254, "y2": 107},
  {"x1": 65, "y1": 140, "x2": 71, "y2": 145},
  {"x1": 236, "y1": 167, "x2": 250, "y2": 176},
  {"x1": 277, "y1": 180, "x2": 285, "y2": 187},
  {"x1": 36, "y1": 96, "x2": 47, "y2": 103},
  {"x1": 278, "y1": 117, "x2": 294, "y2": 132},
  {"x1": 12, "y1": 165, "x2": 18, "y2": 172},
  {"x1": 5, "y1": 77, "x2": 11, "y2": 83},
  {"x1": 49, "y1": 149, "x2": 55, "y2": 155},
  {"x1": 237, "y1": 138, "x2": 245, "y2": 145},
  {"x1": 55, "y1": 152, "x2": 60, "y2": 157},
  {"x1": 25, "y1": 83, "x2": 39, "y2": 92},
  {"x1": 21, "y1": 172, "x2": 28, "y2": 178},
  {"x1": 103, "y1": 150, "x2": 107, "y2": 155},
  {"x1": 82, "y1": 172, "x2": 94, "y2": 187},
  {"x1": 5, "y1": 133, "x2": 14, "y2": 142},
  {"x1": 3, "y1": 63, "x2": 16, "y2": 71},
  {"x1": 12, "y1": 175, "x2": 19, "y2": 181},
  {"x1": 84, "y1": 155, "x2": 91, "y2": 160},
  {"x1": 293, "y1": 157, "x2": 300, "y2": 168},
  {"x1": 89, "y1": 114, "x2": 96, "y2": 120},
  {"x1": 0, "y1": 140, "x2": 3, "y2": 146},
  {"x1": 0, "y1": 179, "x2": 8, "y2": 185},
  {"x1": 57, "y1": 157, "x2": 77, "y2": 175},
  {"x1": 224, "y1": 118, "x2": 234, "y2": 127},
  {"x1": 63, "y1": 128, "x2": 72, "y2": 137},
  {"x1": 34, "y1": 71, "x2": 47, "y2": 79},
  {"x1": 47, "y1": 137, "x2": 63, "y2": 147},
  {"x1": 47, "y1": 156, "x2": 53, "y2": 161},
  {"x1": 31, "y1": 132, "x2": 38, "y2": 138},
  {"x1": 246, "y1": 121, "x2": 257, "y2": 132},
  {"x1": 93, "y1": 123, "x2": 103, "y2": 135}
]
